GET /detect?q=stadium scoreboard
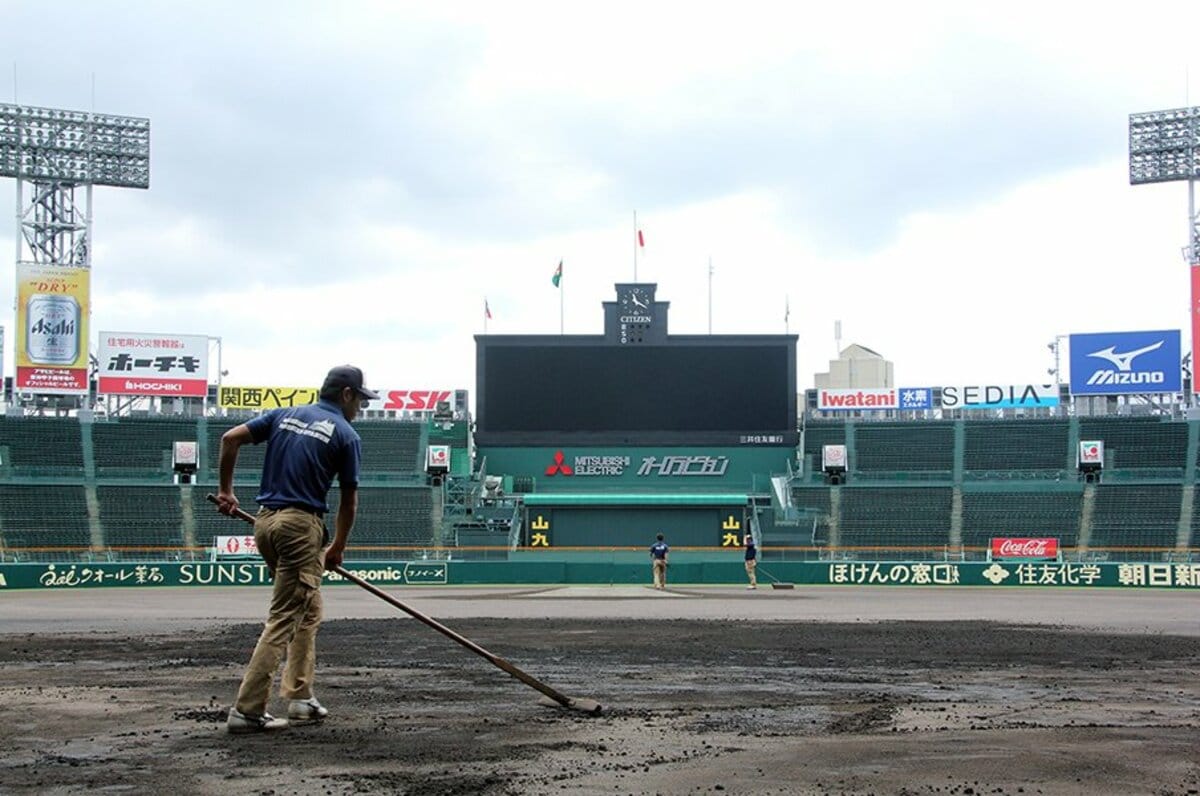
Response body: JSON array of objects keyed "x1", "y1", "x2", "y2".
[{"x1": 475, "y1": 284, "x2": 797, "y2": 446}]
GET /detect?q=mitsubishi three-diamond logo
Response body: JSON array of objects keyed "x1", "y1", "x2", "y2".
[{"x1": 544, "y1": 450, "x2": 574, "y2": 476}]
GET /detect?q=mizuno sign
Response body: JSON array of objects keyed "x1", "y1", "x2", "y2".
[{"x1": 1068, "y1": 330, "x2": 1181, "y2": 396}]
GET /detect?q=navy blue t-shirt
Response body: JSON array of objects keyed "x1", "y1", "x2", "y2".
[
  {"x1": 744, "y1": 541, "x2": 757, "y2": 561},
  {"x1": 650, "y1": 541, "x2": 669, "y2": 560},
  {"x1": 246, "y1": 399, "x2": 362, "y2": 513}
]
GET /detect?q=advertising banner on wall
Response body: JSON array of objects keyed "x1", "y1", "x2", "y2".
[
  {"x1": 219, "y1": 386, "x2": 319, "y2": 410},
  {"x1": 217, "y1": 387, "x2": 458, "y2": 411},
  {"x1": 96, "y1": 332, "x2": 209, "y2": 397},
  {"x1": 1068, "y1": 330, "x2": 1181, "y2": 395},
  {"x1": 939, "y1": 384, "x2": 1059, "y2": 410},
  {"x1": 816, "y1": 388, "x2": 933, "y2": 411},
  {"x1": 15, "y1": 263, "x2": 90, "y2": 394}
]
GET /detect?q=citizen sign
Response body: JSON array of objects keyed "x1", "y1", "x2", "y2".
[{"x1": 991, "y1": 537, "x2": 1059, "y2": 560}]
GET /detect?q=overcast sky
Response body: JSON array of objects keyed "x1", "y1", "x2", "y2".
[{"x1": 2, "y1": 1, "x2": 1198, "y2": 396}]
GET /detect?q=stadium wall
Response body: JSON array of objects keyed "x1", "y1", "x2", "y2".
[{"x1": 1, "y1": 558, "x2": 1197, "y2": 590}]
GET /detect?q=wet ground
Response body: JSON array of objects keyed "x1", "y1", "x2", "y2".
[{"x1": 0, "y1": 586, "x2": 1197, "y2": 795}]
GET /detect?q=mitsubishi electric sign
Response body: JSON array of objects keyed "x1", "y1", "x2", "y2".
[{"x1": 1068, "y1": 330, "x2": 1181, "y2": 395}]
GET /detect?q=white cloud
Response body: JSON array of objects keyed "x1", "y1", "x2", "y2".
[{"x1": 1, "y1": 0, "x2": 1198, "y2": 404}]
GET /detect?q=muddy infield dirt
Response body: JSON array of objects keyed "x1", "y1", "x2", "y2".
[{"x1": 0, "y1": 589, "x2": 1198, "y2": 796}]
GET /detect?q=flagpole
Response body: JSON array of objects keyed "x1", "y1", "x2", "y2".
[
  {"x1": 484, "y1": 298, "x2": 489, "y2": 335},
  {"x1": 560, "y1": 264, "x2": 564, "y2": 335},
  {"x1": 785, "y1": 295, "x2": 790, "y2": 334},
  {"x1": 633, "y1": 210, "x2": 638, "y2": 282},
  {"x1": 707, "y1": 257, "x2": 713, "y2": 334}
]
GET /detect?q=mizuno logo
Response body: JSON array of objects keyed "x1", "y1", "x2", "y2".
[
  {"x1": 1086, "y1": 340, "x2": 1163, "y2": 372},
  {"x1": 1085, "y1": 371, "x2": 1165, "y2": 386}
]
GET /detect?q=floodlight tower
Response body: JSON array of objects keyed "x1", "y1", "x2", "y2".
[
  {"x1": 1128, "y1": 105, "x2": 1199, "y2": 402},
  {"x1": 0, "y1": 102, "x2": 149, "y2": 396}
]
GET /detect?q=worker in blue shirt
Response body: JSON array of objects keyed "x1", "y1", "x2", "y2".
[
  {"x1": 649, "y1": 533, "x2": 670, "y2": 590},
  {"x1": 215, "y1": 365, "x2": 378, "y2": 734},
  {"x1": 744, "y1": 533, "x2": 758, "y2": 590}
]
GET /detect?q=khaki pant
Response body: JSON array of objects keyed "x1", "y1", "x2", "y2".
[
  {"x1": 234, "y1": 507, "x2": 325, "y2": 716},
  {"x1": 745, "y1": 558, "x2": 757, "y2": 588},
  {"x1": 652, "y1": 559, "x2": 667, "y2": 589}
]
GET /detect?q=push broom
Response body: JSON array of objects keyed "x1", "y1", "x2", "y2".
[{"x1": 207, "y1": 494, "x2": 602, "y2": 716}]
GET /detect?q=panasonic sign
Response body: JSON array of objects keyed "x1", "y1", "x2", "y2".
[{"x1": 1067, "y1": 330, "x2": 1181, "y2": 396}]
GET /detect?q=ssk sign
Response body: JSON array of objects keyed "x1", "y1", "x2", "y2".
[
  {"x1": 381, "y1": 390, "x2": 453, "y2": 411},
  {"x1": 1068, "y1": 330, "x2": 1181, "y2": 396},
  {"x1": 991, "y1": 537, "x2": 1059, "y2": 560}
]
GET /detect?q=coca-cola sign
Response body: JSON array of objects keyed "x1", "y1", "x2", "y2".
[{"x1": 990, "y1": 537, "x2": 1059, "y2": 560}]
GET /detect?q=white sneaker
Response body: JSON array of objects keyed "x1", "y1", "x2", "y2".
[
  {"x1": 288, "y1": 697, "x2": 328, "y2": 724},
  {"x1": 227, "y1": 708, "x2": 288, "y2": 734}
]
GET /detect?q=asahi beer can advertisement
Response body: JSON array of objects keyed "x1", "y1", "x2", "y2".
[{"x1": 15, "y1": 264, "x2": 90, "y2": 394}]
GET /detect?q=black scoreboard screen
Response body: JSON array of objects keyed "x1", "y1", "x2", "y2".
[{"x1": 477, "y1": 341, "x2": 795, "y2": 442}]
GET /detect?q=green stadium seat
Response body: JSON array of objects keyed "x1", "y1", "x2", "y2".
[
  {"x1": 961, "y1": 488, "x2": 1082, "y2": 548},
  {"x1": 963, "y1": 420, "x2": 1068, "y2": 475},
  {"x1": 0, "y1": 417, "x2": 84, "y2": 475},
  {"x1": 0, "y1": 484, "x2": 91, "y2": 551},
  {"x1": 93, "y1": 418, "x2": 199, "y2": 478},
  {"x1": 96, "y1": 486, "x2": 185, "y2": 549}
]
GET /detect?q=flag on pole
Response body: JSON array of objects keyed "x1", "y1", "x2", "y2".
[
  {"x1": 552, "y1": 259, "x2": 563, "y2": 287},
  {"x1": 485, "y1": 298, "x2": 493, "y2": 319},
  {"x1": 637, "y1": 229, "x2": 645, "y2": 249},
  {"x1": 785, "y1": 296, "x2": 790, "y2": 322}
]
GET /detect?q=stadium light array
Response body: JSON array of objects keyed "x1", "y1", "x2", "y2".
[{"x1": 0, "y1": 102, "x2": 150, "y2": 189}]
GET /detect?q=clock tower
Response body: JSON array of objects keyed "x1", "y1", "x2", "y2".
[{"x1": 604, "y1": 283, "x2": 669, "y2": 344}]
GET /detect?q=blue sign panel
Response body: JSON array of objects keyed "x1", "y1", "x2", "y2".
[
  {"x1": 1068, "y1": 330, "x2": 1181, "y2": 395},
  {"x1": 898, "y1": 387, "x2": 933, "y2": 409}
]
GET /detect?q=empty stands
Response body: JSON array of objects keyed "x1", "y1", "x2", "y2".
[
  {"x1": 0, "y1": 417, "x2": 84, "y2": 475},
  {"x1": 1079, "y1": 418, "x2": 1188, "y2": 473},
  {"x1": 837, "y1": 487, "x2": 954, "y2": 549},
  {"x1": 801, "y1": 422, "x2": 845, "y2": 467},
  {"x1": 355, "y1": 421, "x2": 423, "y2": 476},
  {"x1": 96, "y1": 486, "x2": 185, "y2": 549},
  {"x1": 0, "y1": 413, "x2": 1195, "y2": 562},
  {"x1": 93, "y1": 418, "x2": 198, "y2": 477},
  {"x1": 327, "y1": 486, "x2": 435, "y2": 548},
  {"x1": 964, "y1": 420, "x2": 1068, "y2": 474},
  {"x1": 205, "y1": 420, "x2": 267, "y2": 478},
  {"x1": 961, "y1": 488, "x2": 1082, "y2": 548},
  {"x1": 0, "y1": 484, "x2": 91, "y2": 552},
  {"x1": 1088, "y1": 484, "x2": 1181, "y2": 550},
  {"x1": 854, "y1": 423, "x2": 954, "y2": 475}
]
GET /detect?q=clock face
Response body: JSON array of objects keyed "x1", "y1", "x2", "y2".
[{"x1": 622, "y1": 287, "x2": 650, "y2": 312}]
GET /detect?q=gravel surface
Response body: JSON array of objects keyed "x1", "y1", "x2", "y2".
[{"x1": 0, "y1": 587, "x2": 1197, "y2": 794}]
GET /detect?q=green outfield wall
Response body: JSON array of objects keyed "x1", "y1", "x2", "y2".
[{"x1": 1, "y1": 559, "x2": 1197, "y2": 590}]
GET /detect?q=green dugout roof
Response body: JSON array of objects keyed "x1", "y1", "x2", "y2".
[{"x1": 522, "y1": 493, "x2": 748, "y2": 506}]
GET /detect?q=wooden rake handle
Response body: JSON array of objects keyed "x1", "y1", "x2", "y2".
[{"x1": 204, "y1": 494, "x2": 581, "y2": 710}]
